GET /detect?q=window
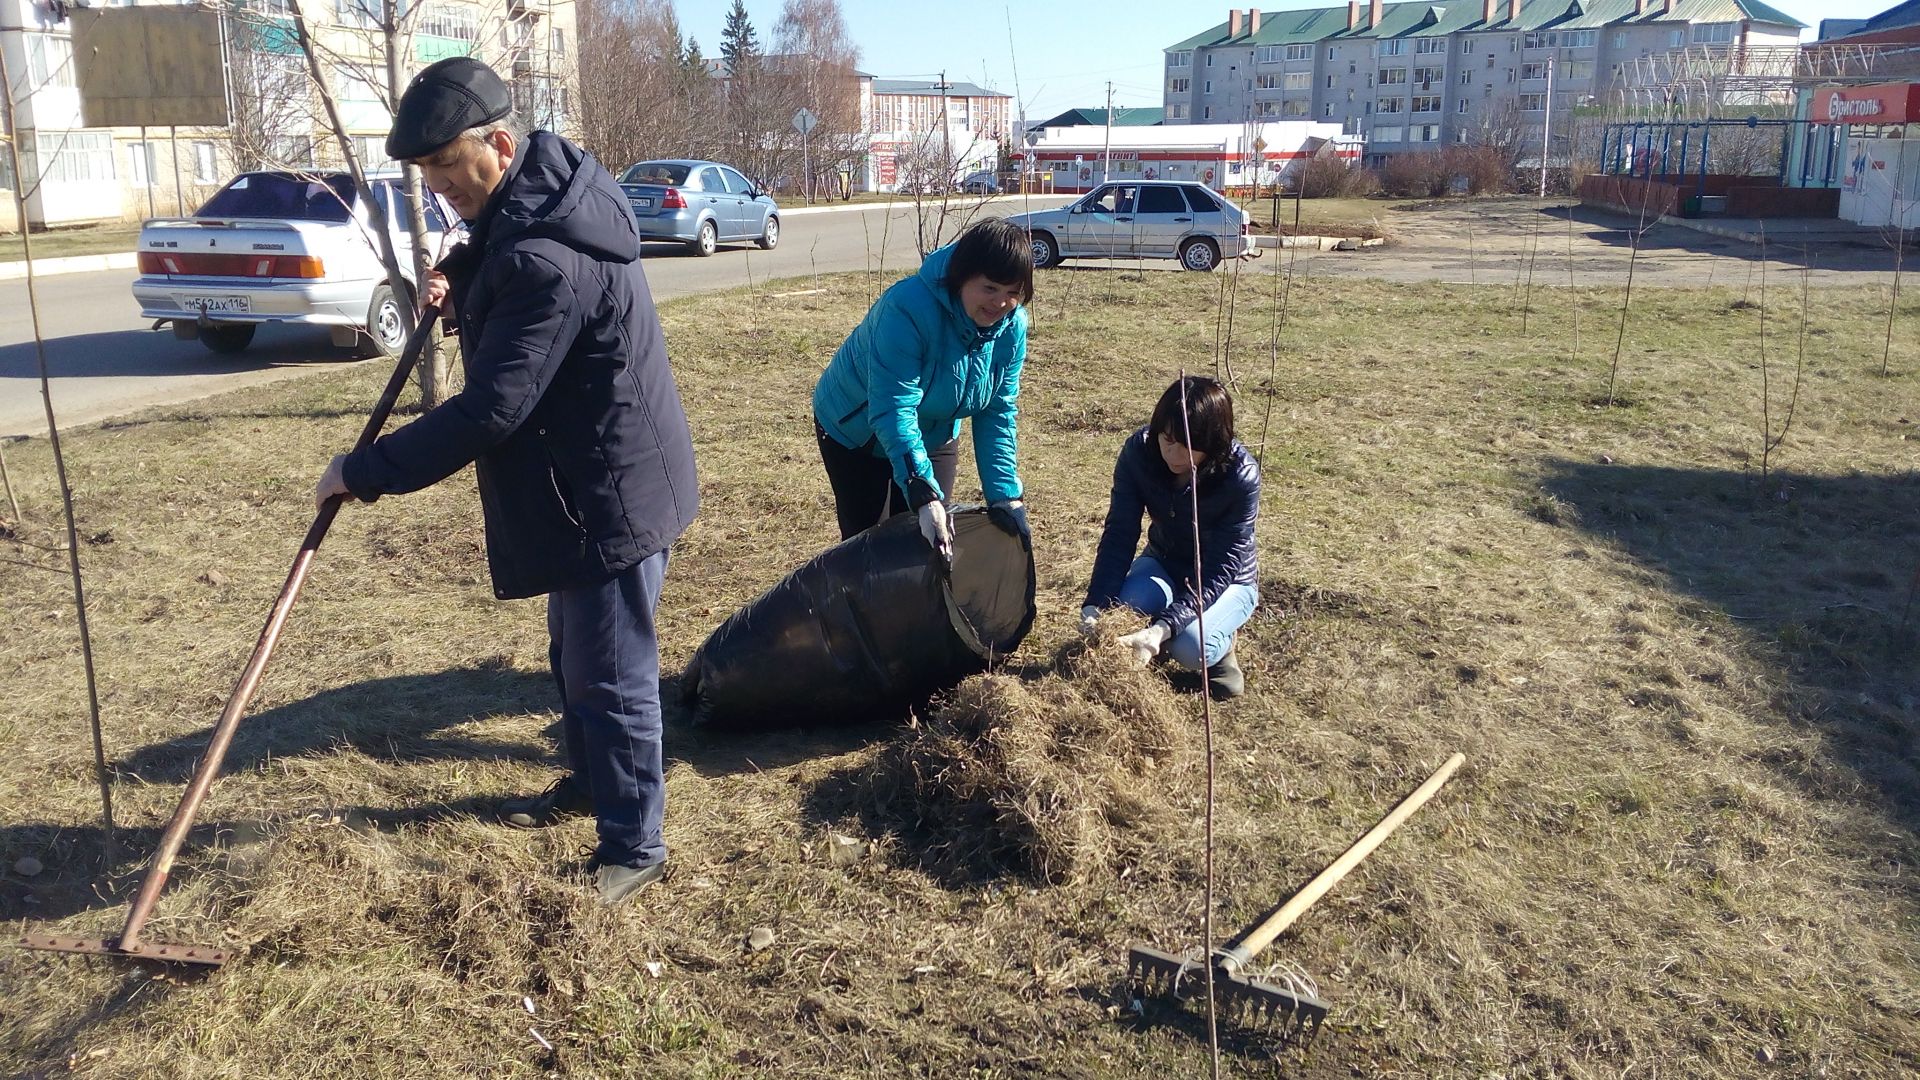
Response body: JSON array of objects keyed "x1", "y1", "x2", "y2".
[
  {"x1": 1203, "y1": 80, "x2": 1212, "y2": 94},
  {"x1": 1380, "y1": 40, "x2": 1406, "y2": 56},
  {"x1": 351, "y1": 135, "x2": 388, "y2": 169},
  {"x1": 1693, "y1": 23, "x2": 1735, "y2": 44},
  {"x1": 1324, "y1": 102, "x2": 1335, "y2": 117},
  {"x1": 1456, "y1": 99, "x2": 1469, "y2": 113},
  {"x1": 1255, "y1": 100, "x2": 1281, "y2": 118},
  {"x1": 1287, "y1": 44, "x2": 1312, "y2": 61},
  {"x1": 1612, "y1": 31, "x2": 1627, "y2": 48},
  {"x1": 335, "y1": 0, "x2": 377, "y2": 28},
  {"x1": 1562, "y1": 61, "x2": 1593, "y2": 81},
  {"x1": 1282, "y1": 99, "x2": 1309, "y2": 116},
  {"x1": 1326, "y1": 74, "x2": 1336, "y2": 89},
  {"x1": 1169, "y1": 77, "x2": 1190, "y2": 94},
  {"x1": 1522, "y1": 63, "x2": 1547, "y2": 80},
  {"x1": 1414, "y1": 67, "x2": 1444, "y2": 86},
  {"x1": 1256, "y1": 45, "x2": 1283, "y2": 64},
  {"x1": 127, "y1": 141, "x2": 155, "y2": 187},
  {"x1": 419, "y1": 4, "x2": 478, "y2": 41},
  {"x1": 1412, "y1": 124, "x2": 1440, "y2": 143},
  {"x1": 1669, "y1": 30, "x2": 1685, "y2": 48},
  {"x1": 193, "y1": 141, "x2": 218, "y2": 184},
  {"x1": 1524, "y1": 32, "x2": 1555, "y2": 49},
  {"x1": 1378, "y1": 96, "x2": 1403, "y2": 114},
  {"x1": 1460, "y1": 70, "x2": 1472, "y2": 85},
  {"x1": 1520, "y1": 94, "x2": 1545, "y2": 111},
  {"x1": 1257, "y1": 73, "x2": 1281, "y2": 90},
  {"x1": 1167, "y1": 103, "x2": 1189, "y2": 119},
  {"x1": 27, "y1": 132, "x2": 117, "y2": 186},
  {"x1": 1456, "y1": 129, "x2": 1469, "y2": 143},
  {"x1": 1380, "y1": 68, "x2": 1407, "y2": 85},
  {"x1": 26, "y1": 34, "x2": 75, "y2": 90},
  {"x1": 1203, "y1": 105, "x2": 1213, "y2": 119},
  {"x1": 1416, "y1": 38, "x2": 1445, "y2": 54},
  {"x1": 1185, "y1": 186, "x2": 1224, "y2": 211},
  {"x1": 1206, "y1": 54, "x2": 1214, "y2": 67},
  {"x1": 1169, "y1": 50, "x2": 1192, "y2": 68},
  {"x1": 1327, "y1": 47, "x2": 1336, "y2": 60},
  {"x1": 720, "y1": 168, "x2": 753, "y2": 194},
  {"x1": 551, "y1": 27, "x2": 567, "y2": 58},
  {"x1": 1562, "y1": 30, "x2": 1596, "y2": 48},
  {"x1": 1412, "y1": 96, "x2": 1441, "y2": 113},
  {"x1": 1373, "y1": 125, "x2": 1404, "y2": 143},
  {"x1": 333, "y1": 64, "x2": 381, "y2": 108},
  {"x1": 1138, "y1": 186, "x2": 1185, "y2": 214},
  {"x1": 1285, "y1": 72, "x2": 1311, "y2": 90}
]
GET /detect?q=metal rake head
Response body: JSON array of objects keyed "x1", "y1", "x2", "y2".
[
  {"x1": 17, "y1": 933, "x2": 230, "y2": 968},
  {"x1": 1128, "y1": 943, "x2": 1329, "y2": 1042}
]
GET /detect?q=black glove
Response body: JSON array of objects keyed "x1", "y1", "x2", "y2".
[{"x1": 987, "y1": 500, "x2": 1030, "y2": 547}]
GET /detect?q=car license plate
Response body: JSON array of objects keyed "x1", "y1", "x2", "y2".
[
  {"x1": 631, "y1": 197, "x2": 653, "y2": 209},
  {"x1": 183, "y1": 295, "x2": 251, "y2": 314}
]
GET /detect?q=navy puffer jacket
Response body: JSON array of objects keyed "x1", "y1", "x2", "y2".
[
  {"x1": 1083, "y1": 426, "x2": 1260, "y2": 634},
  {"x1": 343, "y1": 131, "x2": 699, "y2": 599}
]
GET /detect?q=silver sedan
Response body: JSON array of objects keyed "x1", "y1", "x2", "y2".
[{"x1": 617, "y1": 159, "x2": 780, "y2": 257}]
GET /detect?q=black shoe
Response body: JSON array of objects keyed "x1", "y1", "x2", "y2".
[
  {"x1": 590, "y1": 858, "x2": 666, "y2": 906},
  {"x1": 499, "y1": 774, "x2": 594, "y2": 828},
  {"x1": 1206, "y1": 643, "x2": 1245, "y2": 700}
]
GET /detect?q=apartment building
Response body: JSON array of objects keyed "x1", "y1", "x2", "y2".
[
  {"x1": 869, "y1": 79, "x2": 1013, "y2": 144},
  {"x1": 1163, "y1": 1, "x2": 1803, "y2": 164},
  {"x1": 0, "y1": 0, "x2": 575, "y2": 228}
]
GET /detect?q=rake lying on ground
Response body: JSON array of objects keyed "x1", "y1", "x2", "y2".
[
  {"x1": 14, "y1": 306, "x2": 443, "y2": 969},
  {"x1": 1129, "y1": 751, "x2": 1466, "y2": 1041}
]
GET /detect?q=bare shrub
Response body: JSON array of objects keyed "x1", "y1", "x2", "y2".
[
  {"x1": 1380, "y1": 151, "x2": 1451, "y2": 198},
  {"x1": 1298, "y1": 154, "x2": 1379, "y2": 199}
]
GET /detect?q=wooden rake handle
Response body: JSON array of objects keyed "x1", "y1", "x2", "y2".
[
  {"x1": 1219, "y1": 751, "x2": 1466, "y2": 973},
  {"x1": 115, "y1": 305, "x2": 442, "y2": 953}
]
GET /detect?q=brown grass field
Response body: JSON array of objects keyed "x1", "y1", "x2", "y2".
[{"x1": 4, "y1": 258, "x2": 1920, "y2": 1078}]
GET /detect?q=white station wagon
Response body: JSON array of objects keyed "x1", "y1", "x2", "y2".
[
  {"x1": 1004, "y1": 180, "x2": 1251, "y2": 272},
  {"x1": 133, "y1": 171, "x2": 455, "y2": 357}
]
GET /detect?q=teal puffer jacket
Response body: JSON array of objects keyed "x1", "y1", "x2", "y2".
[{"x1": 811, "y1": 243, "x2": 1026, "y2": 504}]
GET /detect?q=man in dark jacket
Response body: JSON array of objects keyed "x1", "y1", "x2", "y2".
[{"x1": 314, "y1": 58, "x2": 699, "y2": 904}]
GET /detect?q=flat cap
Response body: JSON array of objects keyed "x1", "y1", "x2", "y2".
[{"x1": 386, "y1": 57, "x2": 512, "y2": 161}]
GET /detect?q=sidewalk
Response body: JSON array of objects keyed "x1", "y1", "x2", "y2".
[{"x1": 1659, "y1": 214, "x2": 1895, "y2": 247}]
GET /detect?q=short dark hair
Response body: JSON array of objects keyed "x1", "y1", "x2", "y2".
[
  {"x1": 1150, "y1": 376, "x2": 1235, "y2": 465},
  {"x1": 944, "y1": 218, "x2": 1035, "y2": 304}
]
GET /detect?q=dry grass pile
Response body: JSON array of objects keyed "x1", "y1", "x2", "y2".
[{"x1": 861, "y1": 625, "x2": 1194, "y2": 884}]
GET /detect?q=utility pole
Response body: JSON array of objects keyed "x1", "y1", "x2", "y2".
[
  {"x1": 1540, "y1": 55, "x2": 1555, "y2": 197},
  {"x1": 938, "y1": 70, "x2": 953, "y2": 191},
  {"x1": 1103, "y1": 81, "x2": 1113, "y2": 185}
]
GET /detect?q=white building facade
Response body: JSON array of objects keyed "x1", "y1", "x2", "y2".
[{"x1": 1164, "y1": 1, "x2": 1803, "y2": 165}]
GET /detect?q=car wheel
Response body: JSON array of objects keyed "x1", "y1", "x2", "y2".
[
  {"x1": 758, "y1": 216, "x2": 779, "y2": 250},
  {"x1": 1029, "y1": 231, "x2": 1060, "y2": 269},
  {"x1": 689, "y1": 219, "x2": 717, "y2": 257},
  {"x1": 359, "y1": 284, "x2": 408, "y2": 358},
  {"x1": 199, "y1": 323, "x2": 256, "y2": 355},
  {"x1": 1180, "y1": 238, "x2": 1221, "y2": 272}
]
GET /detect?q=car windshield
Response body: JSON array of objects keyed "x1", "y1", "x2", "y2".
[
  {"x1": 621, "y1": 162, "x2": 692, "y2": 185},
  {"x1": 196, "y1": 173, "x2": 356, "y2": 221}
]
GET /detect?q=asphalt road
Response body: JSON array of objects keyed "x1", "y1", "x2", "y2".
[{"x1": 0, "y1": 195, "x2": 1075, "y2": 439}]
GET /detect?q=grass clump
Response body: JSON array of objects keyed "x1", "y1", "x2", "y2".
[{"x1": 862, "y1": 625, "x2": 1193, "y2": 885}]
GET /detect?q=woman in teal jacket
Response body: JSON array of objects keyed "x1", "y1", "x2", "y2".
[{"x1": 812, "y1": 218, "x2": 1034, "y2": 559}]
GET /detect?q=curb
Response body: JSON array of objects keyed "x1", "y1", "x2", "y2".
[
  {"x1": 1252, "y1": 234, "x2": 1385, "y2": 251},
  {"x1": 774, "y1": 193, "x2": 1071, "y2": 217},
  {"x1": 0, "y1": 251, "x2": 139, "y2": 279}
]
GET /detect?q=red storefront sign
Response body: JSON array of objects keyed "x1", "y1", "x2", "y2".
[{"x1": 1811, "y1": 83, "x2": 1920, "y2": 124}]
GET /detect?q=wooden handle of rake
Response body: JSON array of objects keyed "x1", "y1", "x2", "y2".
[
  {"x1": 1217, "y1": 752, "x2": 1465, "y2": 974},
  {"x1": 115, "y1": 305, "x2": 442, "y2": 953}
]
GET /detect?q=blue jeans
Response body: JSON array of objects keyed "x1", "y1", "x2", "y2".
[
  {"x1": 1116, "y1": 555, "x2": 1258, "y2": 670},
  {"x1": 547, "y1": 550, "x2": 668, "y2": 869}
]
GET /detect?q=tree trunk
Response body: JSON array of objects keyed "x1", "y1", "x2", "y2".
[{"x1": 384, "y1": 0, "x2": 449, "y2": 405}]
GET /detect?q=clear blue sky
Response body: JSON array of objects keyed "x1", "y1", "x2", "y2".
[{"x1": 673, "y1": 0, "x2": 1893, "y2": 122}]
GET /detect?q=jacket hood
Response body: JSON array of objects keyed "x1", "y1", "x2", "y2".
[
  {"x1": 483, "y1": 131, "x2": 639, "y2": 264},
  {"x1": 917, "y1": 243, "x2": 1021, "y2": 343}
]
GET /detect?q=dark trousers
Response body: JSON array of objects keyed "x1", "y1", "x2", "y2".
[
  {"x1": 815, "y1": 417, "x2": 960, "y2": 540},
  {"x1": 547, "y1": 550, "x2": 668, "y2": 869}
]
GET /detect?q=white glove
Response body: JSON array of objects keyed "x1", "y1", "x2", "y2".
[
  {"x1": 1079, "y1": 605, "x2": 1101, "y2": 634},
  {"x1": 917, "y1": 499, "x2": 954, "y2": 563},
  {"x1": 1116, "y1": 624, "x2": 1171, "y2": 666}
]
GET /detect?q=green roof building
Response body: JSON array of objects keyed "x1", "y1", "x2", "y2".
[{"x1": 1163, "y1": 2, "x2": 1804, "y2": 161}]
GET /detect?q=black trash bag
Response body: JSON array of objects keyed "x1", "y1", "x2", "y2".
[{"x1": 683, "y1": 506, "x2": 1036, "y2": 731}]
